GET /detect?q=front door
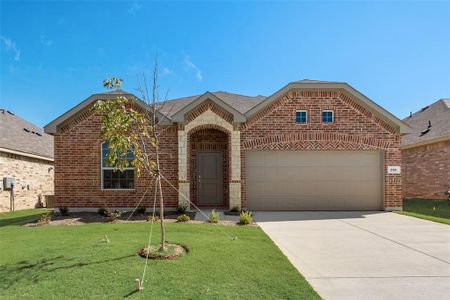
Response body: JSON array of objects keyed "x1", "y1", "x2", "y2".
[{"x1": 197, "y1": 152, "x2": 223, "y2": 205}]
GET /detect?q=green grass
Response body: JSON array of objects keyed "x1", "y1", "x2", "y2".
[
  {"x1": 397, "y1": 198, "x2": 450, "y2": 225},
  {"x1": 0, "y1": 208, "x2": 50, "y2": 227},
  {"x1": 0, "y1": 209, "x2": 319, "y2": 299}
]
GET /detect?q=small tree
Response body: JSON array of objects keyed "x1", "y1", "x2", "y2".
[{"x1": 93, "y1": 66, "x2": 167, "y2": 250}]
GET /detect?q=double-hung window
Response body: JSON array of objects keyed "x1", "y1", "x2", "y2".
[
  {"x1": 101, "y1": 143, "x2": 135, "y2": 190},
  {"x1": 322, "y1": 110, "x2": 334, "y2": 123},
  {"x1": 295, "y1": 110, "x2": 308, "y2": 123}
]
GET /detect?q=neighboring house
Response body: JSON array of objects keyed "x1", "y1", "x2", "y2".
[
  {"x1": 44, "y1": 80, "x2": 411, "y2": 211},
  {"x1": 402, "y1": 99, "x2": 450, "y2": 199},
  {"x1": 0, "y1": 109, "x2": 54, "y2": 212}
]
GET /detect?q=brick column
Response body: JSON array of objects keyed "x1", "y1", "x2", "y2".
[
  {"x1": 229, "y1": 130, "x2": 242, "y2": 210},
  {"x1": 384, "y1": 148, "x2": 403, "y2": 210}
]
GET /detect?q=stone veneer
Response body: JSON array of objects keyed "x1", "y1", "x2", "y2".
[
  {"x1": 0, "y1": 151, "x2": 54, "y2": 212},
  {"x1": 178, "y1": 109, "x2": 242, "y2": 209}
]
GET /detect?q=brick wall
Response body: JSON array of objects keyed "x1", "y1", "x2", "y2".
[
  {"x1": 54, "y1": 110, "x2": 179, "y2": 208},
  {"x1": 403, "y1": 140, "x2": 450, "y2": 199},
  {"x1": 241, "y1": 90, "x2": 402, "y2": 209},
  {"x1": 54, "y1": 88, "x2": 403, "y2": 210},
  {"x1": 0, "y1": 152, "x2": 54, "y2": 212}
]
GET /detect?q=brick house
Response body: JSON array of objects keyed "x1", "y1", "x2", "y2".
[
  {"x1": 402, "y1": 99, "x2": 450, "y2": 199},
  {"x1": 44, "y1": 80, "x2": 411, "y2": 211},
  {"x1": 0, "y1": 109, "x2": 54, "y2": 212}
]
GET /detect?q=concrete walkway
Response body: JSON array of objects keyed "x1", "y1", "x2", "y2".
[{"x1": 255, "y1": 211, "x2": 450, "y2": 300}]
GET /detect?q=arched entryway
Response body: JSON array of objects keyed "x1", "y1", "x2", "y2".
[{"x1": 188, "y1": 127, "x2": 229, "y2": 208}]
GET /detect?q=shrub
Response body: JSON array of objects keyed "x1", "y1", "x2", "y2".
[
  {"x1": 58, "y1": 205, "x2": 69, "y2": 216},
  {"x1": 239, "y1": 210, "x2": 253, "y2": 225},
  {"x1": 136, "y1": 206, "x2": 147, "y2": 215},
  {"x1": 146, "y1": 215, "x2": 160, "y2": 222},
  {"x1": 208, "y1": 209, "x2": 219, "y2": 223},
  {"x1": 176, "y1": 214, "x2": 190, "y2": 223},
  {"x1": 105, "y1": 210, "x2": 122, "y2": 222},
  {"x1": 177, "y1": 202, "x2": 189, "y2": 214},
  {"x1": 38, "y1": 211, "x2": 53, "y2": 224},
  {"x1": 98, "y1": 208, "x2": 108, "y2": 217}
]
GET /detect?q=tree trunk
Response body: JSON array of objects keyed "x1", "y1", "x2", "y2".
[{"x1": 157, "y1": 175, "x2": 166, "y2": 251}]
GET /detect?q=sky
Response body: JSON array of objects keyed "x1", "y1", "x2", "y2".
[{"x1": 1, "y1": 1, "x2": 449, "y2": 127}]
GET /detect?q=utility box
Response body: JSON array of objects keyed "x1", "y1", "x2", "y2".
[{"x1": 3, "y1": 177, "x2": 15, "y2": 190}]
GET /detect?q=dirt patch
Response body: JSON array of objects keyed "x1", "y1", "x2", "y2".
[{"x1": 137, "y1": 243, "x2": 187, "y2": 260}]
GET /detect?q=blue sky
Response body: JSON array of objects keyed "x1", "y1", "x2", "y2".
[{"x1": 1, "y1": 1, "x2": 449, "y2": 127}]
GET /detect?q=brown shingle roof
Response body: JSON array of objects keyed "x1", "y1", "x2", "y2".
[
  {"x1": 0, "y1": 109, "x2": 54, "y2": 159},
  {"x1": 157, "y1": 91, "x2": 266, "y2": 117},
  {"x1": 402, "y1": 99, "x2": 450, "y2": 147}
]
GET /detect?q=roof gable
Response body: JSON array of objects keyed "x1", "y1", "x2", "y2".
[
  {"x1": 245, "y1": 80, "x2": 412, "y2": 134},
  {"x1": 157, "y1": 92, "x2": 266, "y2": 118},
  {"x1": 171, "y1": 92, "x2": 246, "y2": 123},
  {"x1": 44, "y1": 91, "x2": 172, "y2": 134}
]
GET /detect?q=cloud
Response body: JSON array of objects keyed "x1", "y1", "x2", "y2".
[
  {"x1": 163, "y1": 67, "x2": 172, "y2": 75},
  {"x1": 40, "y1": 35, "x2": 53, "y2": 47},
  {"x1": 128, "y1": 1, "x2": 143, "y2": 14},
  {"x1": 184, "y1": 55, "x2": 203, "y2": 82},
  {"x1": 0, "y1": 36, "x2": 20, "y2": 61}
]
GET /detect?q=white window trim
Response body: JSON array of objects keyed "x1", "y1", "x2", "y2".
[
  {"x1": 295, "y1": 110, "x2": 308, "y2": 123},
  {"x1": 322, "y1": 110, "x2": 335, "y2": 123},
  {"x1": 100, "y1": 142, "x2": 135, "y2": 191}
]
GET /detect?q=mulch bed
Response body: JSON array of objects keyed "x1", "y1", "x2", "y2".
[
  {"x1": 23, "y1": 211, "x2": 254, "y2": 227},
  {"x1": 137, "y1": 243, "x2": 187, "y2": 260}
]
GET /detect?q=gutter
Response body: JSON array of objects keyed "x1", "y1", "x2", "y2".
[
  {"x1": 0, "y1": 147, "x2": 54, "y2": 162},
  {"x1": 401, "y1": 135, "x2": 450, "y2": 150}
]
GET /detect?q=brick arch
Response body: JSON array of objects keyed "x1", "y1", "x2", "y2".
[
  {"x1": 187, "y1": 126, "x2": 231, "y2": 208},
  {"x1": 242, "y1": 132, "x2": 393, "y2": 150}
]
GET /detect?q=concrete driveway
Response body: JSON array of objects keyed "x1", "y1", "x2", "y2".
[{"x1": 255, "y1": 211, "x2": 450, "y2": 300}]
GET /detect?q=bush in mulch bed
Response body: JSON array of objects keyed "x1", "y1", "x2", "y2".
[
  {"x1": 146, "y1": 215, "x2": 160, "y2": 222},
  {"x1": 239, "y1": 210, "x2": 253, "y2": 225},
  {"x1": 58, "y1": 205, "x2": 69, "y2": 216},
  {"x1": 37, "y1": 211, "x2": 54, "y2": 225},
  {"x1": 176, "y1": 202, "x2": 189, "y2": 214},
  {"x1": 136, "y1": 206, "x2": 147, "y2": 215},
  {"x1": 208, "y1": 209, "x2": 219, "y2": 223},
  {"x1": 104, "y1": 210, "x2": 123, "y2": 222},
  {"x1": 176, "y1": 214, "x2": 190, "y2": 223},
  {"x1": 98, "y1": 208, "x2": 108, "y2": 217}
]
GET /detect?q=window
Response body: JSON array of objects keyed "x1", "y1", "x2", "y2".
[
  {"x1": 322, "y1": 110, "x2": 334, "y2": 123},
  {"x1": 295, "y1": 110, "x2": 308, "y2": 123},
  {"x1": 101, "y1": 143, "x2": 135, "y2": 190}
]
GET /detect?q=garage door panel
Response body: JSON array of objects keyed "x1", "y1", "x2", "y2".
[
  {"x1": 247, "y1": 180, "x2": 379, "y2": 197},
  {"x1": 246, "y1": 151, "x2": 383, "y2": 211},
  {"x1": 247, "y1": 151, "x2": 380, "y2": 167},
  {"x1": 247, "y1": 166, "x2": 380, "y2": 181}
]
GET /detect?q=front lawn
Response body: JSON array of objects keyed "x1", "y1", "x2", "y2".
[
  {"x1": 397, "y1": 198, "x2": 450, "y2": 225},
  {"x1": 0, "y1": 209, "x2": 319, "y2": 299}
]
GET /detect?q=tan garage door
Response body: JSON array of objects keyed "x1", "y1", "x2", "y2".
[{"x1": 246, "y1": 151, "x2": 383, "y2": 210}]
